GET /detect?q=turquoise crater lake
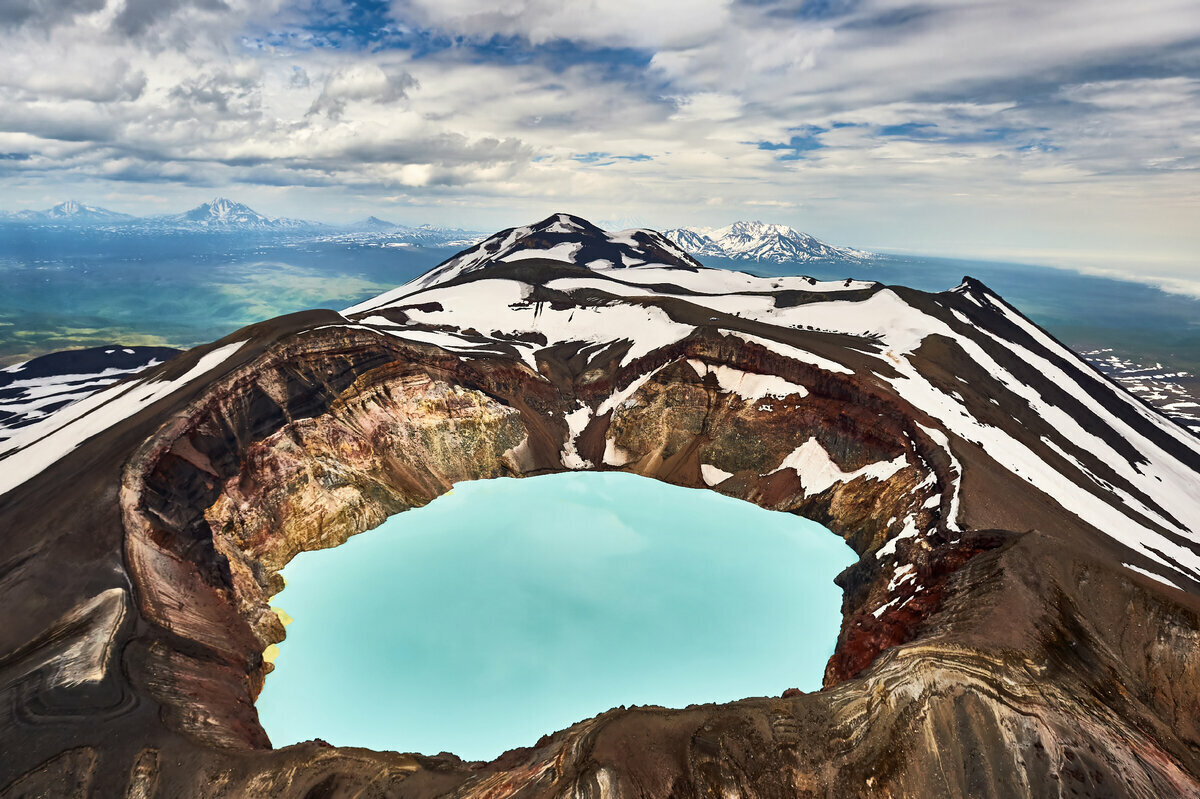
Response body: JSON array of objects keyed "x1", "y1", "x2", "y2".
[{"x1": 256, "y1": 472, "x2": 856, "y2": 761}]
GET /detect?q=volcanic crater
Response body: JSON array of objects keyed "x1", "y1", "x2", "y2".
[{"x1": 3, "y1": 215, "x2": 1200, "y2": 798}]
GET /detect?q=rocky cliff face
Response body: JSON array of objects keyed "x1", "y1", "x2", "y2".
[{"x1": 2, "y1": 214, "x2": 1200, "y2": 797}]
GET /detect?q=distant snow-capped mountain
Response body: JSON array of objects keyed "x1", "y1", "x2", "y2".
[
  {"x1": 154, "y1": 198, "x2": 319, "y2": 231},
  {"x1": 1, "y1": 201, "x2": 135, "y2": 225},
  {"x1": 663, "y1": 221, "x2": 872, "y2": 263},
  {"x1": 45, "y1": 200, "x2": 134, "y2": 223}
]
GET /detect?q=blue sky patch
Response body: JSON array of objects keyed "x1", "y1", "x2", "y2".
[
  {"x1": 878, "y1": 122, "x2": 1034, "y2": 146},
  {"x1": 754, "y1": 126, "x2": 827, "y2": 160},
  {"x1": 572, "y1": 152, "x2": 653, "y2": 165}
]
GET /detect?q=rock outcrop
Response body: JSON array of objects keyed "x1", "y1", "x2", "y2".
[{"x1": 2, "y1": 214, "x2": 1200, "y2": 797}]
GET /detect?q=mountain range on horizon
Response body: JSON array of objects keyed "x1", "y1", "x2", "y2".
[
  {"x1": 0, "y1": 197, "x2": 481, "y2": 236},
  {"x1": 0, "y1": 197, "x2": 314, "y2": 231},
  {"x1": 1, "y1": 198, "x2": 871, "y2": 265}
]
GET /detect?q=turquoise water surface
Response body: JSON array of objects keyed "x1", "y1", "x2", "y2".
[{"x1": 255, "y1": 471, "x2": 855, "y2": 761}]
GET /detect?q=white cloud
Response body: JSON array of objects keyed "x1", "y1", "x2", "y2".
[
  {"x1": 0, "y1": 54, "x2": 146, "y2": 102},
  {"x1": 394, "y1": 0, "x2": 730, "y2": 49},
  {"x1": 668, "y1": 92, "x2": 744, "y2": 123},
  {"x1": 1062, "y1": 77, "x2": 1200, "y2": 110},
  {"x1": 308, "y1": 63, "x2": 417, "y2": 118},
  {"x1": 0, "y1": 0, "x2": 1197, "y2": 270}
]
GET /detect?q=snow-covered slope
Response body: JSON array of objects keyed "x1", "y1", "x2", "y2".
[
  {"x1": 664, "y1": 221, "x2": 871, "y2": 263},
  {"x1": 0, "y1": 341, "x2": 242, "y2": 496},
  {"x1": 662, "y1": 227, "x2": 725, "y2": 257},
  {"x1": 0, "y1": 346, "x2": 180, "y2": 443}
]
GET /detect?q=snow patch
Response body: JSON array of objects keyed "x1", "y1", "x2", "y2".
[
  {"x1": 701, "y1": 464, "x2": 734, "y2": 486},
  {"x1": 687, "y1": 359, "x2": 808, "y2": 402},
  {"x1": 1122, "y1": 562, "x2": 1179, "y2": 590},
  {"x1": 602, "y1": 437, "x2": 636, "y2": 467},
  {"x1": 501, "y1": 241, "x2": 582, "y2": 263},
  {"x1": 877, "y1": 516, "x2": 922, "y2": 559},
  {"x1": 727, "y1": 332, "x2": 855, "y2": 376},
  {"x1": 545, "y1": 214, "x2": 582, "y2": 234},
  {"x1": 560, "y1": 404, "x2": 595, "y2": 469},
  {"x1": 769, "y1": 437, "x2": 907, "y2": 497}
]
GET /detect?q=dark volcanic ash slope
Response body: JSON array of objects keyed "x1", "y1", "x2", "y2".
[{"x1": 3, "y1": 213, "x2": 1200, "y2": 798}]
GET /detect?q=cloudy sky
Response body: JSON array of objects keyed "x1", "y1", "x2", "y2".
[{"x1": 1, "y1": 0, "x2": 1198, "y2": 277}]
